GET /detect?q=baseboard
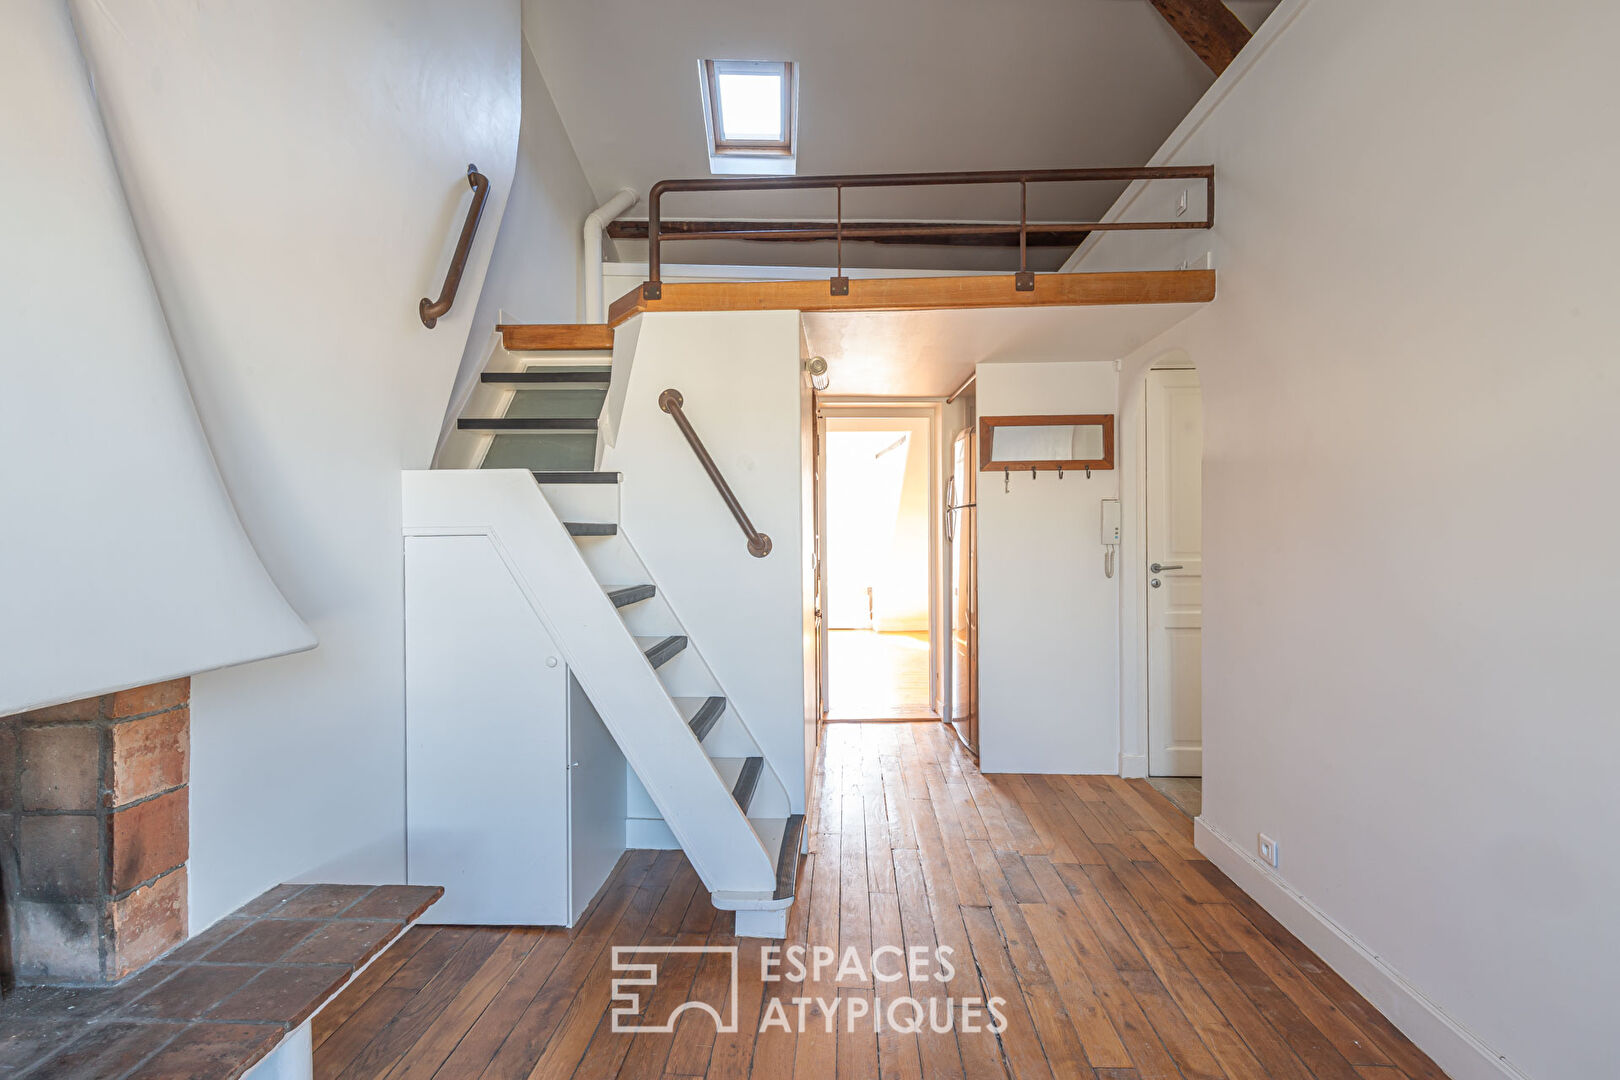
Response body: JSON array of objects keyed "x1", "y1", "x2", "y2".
[
  {"x1": 1118, "y1": 753, "x2": 1148, "y2": 778},
  {"x1": 1194, "y1": 818, "x2": 1529, "y2": 1080},
  {"x1": 626, "y1": 817, "x2": 681, "y2": 850}
]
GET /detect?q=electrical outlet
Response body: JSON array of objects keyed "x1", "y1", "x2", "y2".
[
  {"x1": 1176, "y1": 187, "x2": 1189, "y2": 217},
  {"x1": 1258, "y1": 834, "x2": 1279, "y2": 868}
]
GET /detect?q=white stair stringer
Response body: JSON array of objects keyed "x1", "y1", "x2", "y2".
[
  {"x1": 567, "y1": 507, "x2": 801, "y2": 933},
  {"x1": 402, "y1": 469, "x2": 777, "y2": 900}
]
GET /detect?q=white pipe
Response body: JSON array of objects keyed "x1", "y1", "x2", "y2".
[{"x1": 584, "y1": 187, "x2": 638, "y2": 323}]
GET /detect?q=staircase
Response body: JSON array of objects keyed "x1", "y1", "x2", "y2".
[{"x1": 429, "y1": 324, "x2": 804, "y2": 937}]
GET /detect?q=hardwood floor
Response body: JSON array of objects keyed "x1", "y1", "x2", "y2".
[
  {"x1": 313, "y1": 723, "x2": 1449, "y2": 1079},
  {"x1": 825, "y1": 630, "x2": 934, "y2": 721}
]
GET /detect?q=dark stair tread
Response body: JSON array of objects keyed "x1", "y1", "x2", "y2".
[
  {"x1": 459, "y1": 417, "x2": 597, "y2": 431},
  {"x1": 607, "y1": 584, "x2": 656, "y2": 608},
  {"x1": 641, "y1": 635, "x2": 687, "y2": 669},
  {"x1": 774, "y1": 813, "x2": 806, "y2": 900},
  {"x1": 565, "y1": 522, "x2": 617, "y2": 536},
  {"x1": 731, "y1": 756, "x2": 763, "y2": 813},
  {"x1": 532, "y1": 471, "x2": 619, "y2": 484},
  {"x1": 686, "y1": 696, "x2": 726, "y2": 741},
  {"x1": 481, "y1": 370, "x2": 610, "y2": 384}
]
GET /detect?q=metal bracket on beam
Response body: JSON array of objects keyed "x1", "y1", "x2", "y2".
[
  {"x1": 829, "y1": 276, "x2": 850, "y2": 296},
  {"x1": 1014, "y1": 270, "x2": 1035, "y2": 292},
  {"x1": 641, "y1": 281, "x2": 662, "y2": 300}
]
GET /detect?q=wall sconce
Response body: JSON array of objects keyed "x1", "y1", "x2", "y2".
[{"x1": 805, "y1": 355, "x2": 830, "y2": 391}]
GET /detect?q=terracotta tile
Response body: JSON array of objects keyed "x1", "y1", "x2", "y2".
[
  {"x1": 339, "y1": 884, "x2": 444, "y2": 922},
  {"x1": 280, "y1": 918, "x2": 400, "y2": 967},
  {"x1": 0, "y1": 983, "x2": 122, "y2": 1022},
  {"x1": 106, "y1": 958, "x2": 186, "y2": 1008},
  {"x1": 108, "y1": 707, "x2": 189, "y2": 807},
  {"x1": 108, "y1": 867, "x2": 188, "y2": 977},
  {"x1": 203, "y1": 918, "x2": 323, "y2": 964},
  {"x1": 126, "y1": 1021, "x2": 281, "y2": 1080},
  {"x1": 17, "y1": 815, "x2": 99, "y2": 899},
  {"x1": 10, "y1": 697, "x2": 103, "y2": 725},
  {"x1": 205, "y1": 965, "x2": 351, "y2": 1027},
  {"x1": 121, "y1": 962, "x2": 261, "y2": 1019},
  {"x1": 232, "y1": 884, "x2": 308, "y2": 917},
  {"x1": 0, "y1": 1010, "x2": 77, "y2": 1074},
  {"x1": 106, "y1": 678, "x2": 189, "y2": 719},
  {"x1": 107, "y1": 788, "x2": 189, "y2": 893},
  {"x1": 0, "y1": 721, "x2": 17, "y2": 812},
  {"x1": 17, "y1": 723, "x2": 99, "y2": 811},
  {"x1": 164, "y1": 917, "x2": 252, "y2": 963},
  {"x1": 18, "y1": 1019, "x2": 185, "y2": 1077},
  {"x1": 268, "y1": 883, "x2": 372, "y2": 919}
]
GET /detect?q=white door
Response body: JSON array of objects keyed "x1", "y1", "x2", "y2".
[
  {"x1": 1146, "y1": 369, "x2": 1203, "y2": 776},
  {"x1": 405, "y1": 534, "x2": 570, "y2": 924}
]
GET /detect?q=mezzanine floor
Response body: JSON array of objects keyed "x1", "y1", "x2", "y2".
[{"x1": 313, "y1": 722, "x2": 1448, "y2": 1079}]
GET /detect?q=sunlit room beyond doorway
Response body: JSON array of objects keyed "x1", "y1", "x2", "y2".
[{"x1": 822, "y1": 419, "x2": 935, "y2": 722}]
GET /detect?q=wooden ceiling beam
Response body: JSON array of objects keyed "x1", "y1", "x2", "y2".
[
  {"x1": 1148, "y1": 0, "x2": 1252, "y2": 76},
  {"x1": 606, "y1": 219, "x2": 1091, "y2": 248}
]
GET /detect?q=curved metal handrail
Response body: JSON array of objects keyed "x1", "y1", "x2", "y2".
[
  {"x1": 420, "y1": 164, "x2": 490, "y2": 328},
  {"x1": 659, "y1": 389, "x2": 772, "y2": 558}
]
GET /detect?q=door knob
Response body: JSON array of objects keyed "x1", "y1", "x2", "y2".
[{"x1": 1150, "y1": 563, "x2": 1183, "y2": 573}]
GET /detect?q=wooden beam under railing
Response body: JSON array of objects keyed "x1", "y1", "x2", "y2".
[{"x1": 606, "y1": 270, "x2": 1216, "y2": 327}]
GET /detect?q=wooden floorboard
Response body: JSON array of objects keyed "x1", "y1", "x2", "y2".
[{"x1": 313, "y1": 722, "x2": 1450, "y2": 1080}]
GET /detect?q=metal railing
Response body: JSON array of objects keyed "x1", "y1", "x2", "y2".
[
  {"x1": 659, "y1": 389, "x2": 772, "y2": 558},
  {"x1": 420, "y1": 164, "x2": 490, "y2": 328},
  {"x1": 638, "y1": 165, "x2": 1214, "y2": 299}
]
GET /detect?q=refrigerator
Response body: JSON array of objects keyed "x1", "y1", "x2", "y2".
[{"x1": 945, "y1": 427, "x2": 978, "y2": 755}]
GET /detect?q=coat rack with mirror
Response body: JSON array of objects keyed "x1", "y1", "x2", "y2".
[{"x1": 978, "y1": 414, "x2": 1115, "y2": 474}]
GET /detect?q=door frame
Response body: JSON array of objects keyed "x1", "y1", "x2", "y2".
[
  {"x1": 814, "y1": 399, "x2": 944, "y2": 720},
  {"x1": 1117, "y1": 350, "x2": 1199, "y2": 779}
]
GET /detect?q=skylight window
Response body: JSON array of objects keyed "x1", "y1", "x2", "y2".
[{"x1": 700, "y1": 59, "x2": 797, "y2": 175}]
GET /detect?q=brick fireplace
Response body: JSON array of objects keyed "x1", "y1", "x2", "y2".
[{"x1": 0, "y1": 678, "x2": 190, "y2": 987}]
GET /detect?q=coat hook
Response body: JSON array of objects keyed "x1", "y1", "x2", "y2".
[
  {"x1": 1058, "y1": 465, "x2": 1064, "y2": 479},
  {"x1": 1003, "y1": 466, "x2": 1010, "y2": 493},
  {"x1": 1085, "y1": 464, "x2": 1092, "y2": 479},
  {"x1": 1032, "y1": 466, "x2": 1038, "y2": 480}
]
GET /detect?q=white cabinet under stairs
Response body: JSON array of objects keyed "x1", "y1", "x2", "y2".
[{"x1": 402, "y1": 468, "x2": 804, "y2": 937}]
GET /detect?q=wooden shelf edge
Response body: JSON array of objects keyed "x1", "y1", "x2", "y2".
[
  {"x1": 496, "y1": 323, "x2": 615, "y2": 351},
  {"x1": 606, "y1": 269, "x2": 1215, "y2": 326}
]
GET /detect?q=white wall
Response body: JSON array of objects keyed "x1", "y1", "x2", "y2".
[
  {"x1": 1079, "y1": 2, "x2": 1620, "y2": 1077},
  {"x1": 601, "y1": 312, "x2": 808, "y2": 813},
  {"x1": 440, "y1": 33, "x2": 598, "y2": 449},
  {"x1": 976, "y1": 362, "x2": 1119, "y2": 774},
  {"x1": 68, "y1": 0, "x2": 522, "y2": 930},
  {"x1": 0, "y1": 0, "x2": 313, "y2": 717}
]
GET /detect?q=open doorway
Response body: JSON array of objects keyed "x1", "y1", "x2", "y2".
[{"x1": 819, "y1": 413, "x2": 936, "y2": 721}]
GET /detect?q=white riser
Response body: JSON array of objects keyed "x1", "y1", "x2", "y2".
[
  {"x1": 651, "y1": 647, "x2": 719, "y2": 698},
  {"x1": 698, "y1": 709, "x2": 759, "y2": 759},
  {"x1": 537, "y1": 480, "x2": 618, "y2": 523}
]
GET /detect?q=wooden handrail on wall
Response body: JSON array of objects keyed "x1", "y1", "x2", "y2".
[
  {"x1": 658, "y1": 389, "x2": 772, "y2": 558},
  {"x1": 420, "y1": 164, "x2": 490, "y2": 328}
]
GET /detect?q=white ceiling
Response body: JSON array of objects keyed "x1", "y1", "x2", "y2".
[
  {"x1": 802, "y1": 302, "x2": 1205, "y2": 396},
  {"x1": 524, "y1": 0, "x2": 1277, "y2": 270}
]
